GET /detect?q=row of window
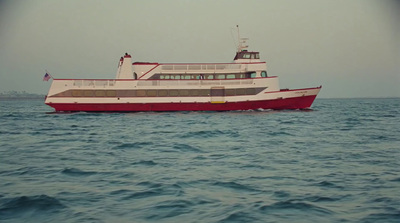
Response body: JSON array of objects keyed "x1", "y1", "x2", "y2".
[
  {"x1": 149, "y1": 71, "x2": 267, "y2": 80},
  {"x1": 242, "y1": 53, "x2": 260, "y2": 59},
  {"x1": 51, "y1": 88, "x2": 266, "y2": 98}
]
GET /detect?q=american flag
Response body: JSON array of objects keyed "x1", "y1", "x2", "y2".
[{"x1": 43, "y1": 73, "x2": 51, "y2": 81}]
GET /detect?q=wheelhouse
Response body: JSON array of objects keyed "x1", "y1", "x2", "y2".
[{"x1": 233, "y1": 50, "x2": 260, "y2": 60}]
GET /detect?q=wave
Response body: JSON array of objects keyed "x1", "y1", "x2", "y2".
[
  {"x1": 313, "y1": 181, "x2": 344, "y2": 189},
  {"x1": 218, "y1": 211, "x2": 260, "y2": 223},
  {"x1": 61, "y1": 167, "x2": 97, "y2": 176},
  {"x1": 173, "y1": 143, "x2": 203, "y2": 153},
  {"x1": 361, "y1": 212, "x2": 400, "y2": 223},
  {"x1": 390, "y1": 177, "x2": 400, "y2": 182},
  {"x1": 132, "y1": 160, "x2": 157, "y2": 166},
  {"x1": 145, "y1": 199, "x2": 194, "y2": 220},
  {"x1": 0, "y1": 195, "x2": 66, "y2": 220},
  {"x1": 123, "y1": 190, "x2": 161, "y2": 200},
  {"x1": 304, "y1": 195, "x2": 343, "y2": 203},
  {"x1": 118, "y1": 182, "x2": 185, "y2": 201},
  {"x1": 112, "y1": 141, "x2": 154, "y2": 149},
  {"x1": 259, "y1": 200, "x2": 333, "y2": 215},
  {"x1": 213, "y1": 181, "x2": 259, "y2": 192},
  {"x1": 181, "y1": 129, "x2": 240, "y2": 139}
]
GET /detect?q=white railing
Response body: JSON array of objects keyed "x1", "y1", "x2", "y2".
[
  {"x1": 67, "y1": 78, "x2": 253, "y2": 88},
  {"x1": 73, "y1": 80, "x2": 116, "y2": 87},
  {"x1": 137, "y1": 79, "x2": 253, "y2": 87},
  {"x1": 161, "y1": 63, "x2": 242, "y2": 71}
]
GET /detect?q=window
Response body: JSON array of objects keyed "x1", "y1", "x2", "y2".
[
  {"x1": 137, "y1": 90, "x2": 146, "y2": 97},
  {"x1": 261, "y1": 71, "x2": 267, "y2": 77},
  {"x1": 226, "y1": 74, "x2": 235, "y2": 79},
  {"x1": 236, "y1": 73, "x2": 245, "y2": 79},
  {"x1": 169, "y1": 90, "x2": 179, "y2": 96},
  {"x1": 179, "y1": 90, "x2": 190, "y2": 96},
  {"x1": 72, "y1": 90, "x2": 81, "y2": 97},
  {"x1": 95, "y1": 90, "x2": 105, "y2": 97},
  {"x1": 246, "y1": 88, "x2": 256, "y2": 95},
  {"x1": 117, "y1": 90, "x2": 135, "y2": 97},
  {"x1": 200, "y1": 89, "x2": 209, "y2": 96},
  {"x1": 216, "y1": 74, "x2": 226, "y2": 79},
  {"x1": 236, "y1": 88, "x2": 246, "y2": 95},
  {"x1": 158, "y1": 90, "x2": 168, "y2": 97},
  {"x1": 244, "y1": 53, "x2": 251, "y2": 59},
  {"x1": 225, "y1": 89, "x2": 235, "y2": 96},
  {"x1": 106, "y1": 90, "x2": 116, "y2": 97},
  {"x1": 250, "y1": 72, "x2": 256, "y2": 78},
  {"x1": 190, "y1": 89, "x2": 200, "y2": 96},
  {"x1": 84, "y1": 90, "x2": 93, "y2": 97},
  {"x1": 146, "y1": 90, "x2": 157, "y2": 97}
]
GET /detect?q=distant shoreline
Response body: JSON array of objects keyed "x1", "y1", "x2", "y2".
[
  {"x1": 0, "y1": 96, "x2": 45, "y2": 100},
  {"x1": 0, "y1": 91, "x2": 46, "y2": 100}
]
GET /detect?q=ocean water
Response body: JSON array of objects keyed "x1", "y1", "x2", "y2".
[{"x1": 0, "y1": 98, "x2": 399, "y2": 223}]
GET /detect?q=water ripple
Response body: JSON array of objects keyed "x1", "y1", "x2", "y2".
[{"x1": 0, "y1": 98, "x2": 399, "y2": 222}]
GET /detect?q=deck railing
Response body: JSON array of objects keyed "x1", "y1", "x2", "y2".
[
  {"x1": 68, "y1": 79, "x2": 254, "y2": 88},
  {"x1": 161, "y1": 64, "x2": 242, "y2": 71},
  {"x1": 137, "y1": 79, "x2": 254, "y2": 87},
  {"x1": 73, "y1": 80, "x2": 116, "y2": 87}
]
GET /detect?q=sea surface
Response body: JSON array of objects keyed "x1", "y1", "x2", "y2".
[{"x1": 0, "y1": 98, "x2": 399, "y2": 223}]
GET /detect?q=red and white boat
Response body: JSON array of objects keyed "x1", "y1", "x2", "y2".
[{"x1": 45, "y1": 34, "x2": 321, "y2": 112}]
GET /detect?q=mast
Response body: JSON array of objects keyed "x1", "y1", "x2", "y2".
[{"x1": 236, "y1": 25, "x2": 249, "y2": 52}]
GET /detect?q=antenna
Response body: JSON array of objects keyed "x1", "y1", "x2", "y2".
[{"x1": 236, "y1": 25, "x2": 248, "y2": 52}]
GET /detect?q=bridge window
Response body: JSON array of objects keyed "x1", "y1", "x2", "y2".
[{"x1": 261, "y1": 71, "x2": 267, "y2": 77}]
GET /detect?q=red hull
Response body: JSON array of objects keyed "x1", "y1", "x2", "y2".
[{"x1": 47, "y1": 95, "x2": 317, "y2": 112}]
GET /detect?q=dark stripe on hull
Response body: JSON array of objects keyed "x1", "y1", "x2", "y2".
[{"x1": 47, "y1": 95, "x2": 317, "y2": 112}]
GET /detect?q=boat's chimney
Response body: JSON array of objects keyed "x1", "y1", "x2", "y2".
[{"x1": 116, "y1": 53, "x2": 133, "y2": 79}]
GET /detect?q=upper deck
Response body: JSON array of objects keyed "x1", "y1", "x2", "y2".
[{"x1": 133, "y1": 60, "x2": 267, "y2": 80}]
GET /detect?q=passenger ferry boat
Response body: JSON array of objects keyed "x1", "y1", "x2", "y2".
[{"x1": 45, "y1": 34, "x2": 321, "y2": 112}]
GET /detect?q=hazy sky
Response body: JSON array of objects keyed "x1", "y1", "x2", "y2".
[{"x1": 0, "y1": 0, "x2": 399, "y2": 98}]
